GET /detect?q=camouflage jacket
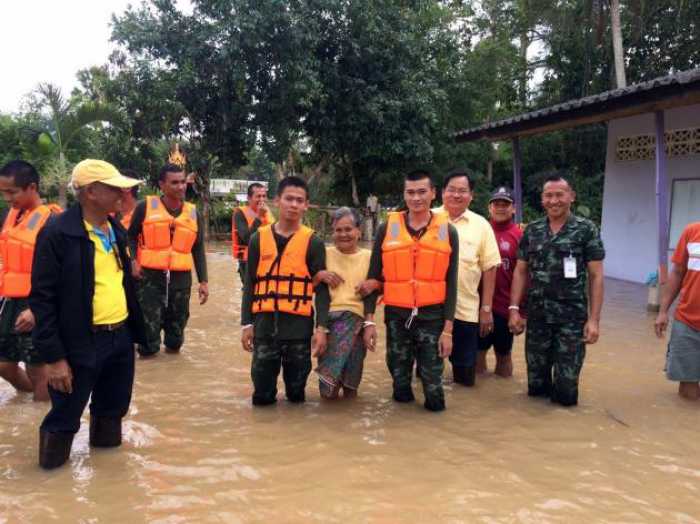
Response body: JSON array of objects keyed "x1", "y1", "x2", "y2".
[{"x1": 517, "y1": 214, "x2": 605, "y2": 323}]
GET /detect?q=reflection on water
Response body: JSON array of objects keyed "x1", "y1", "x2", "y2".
[{"x1": 2, "y1": 248, "x2": 699, "y2": 523}]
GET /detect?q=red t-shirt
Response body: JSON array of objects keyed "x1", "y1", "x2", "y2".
[
  {"x1": 672, "y1": 222, "x2": 700, "y2": 331},
  {"x1": 491, "y1": 220, "x2": 523, "y2": 318}
]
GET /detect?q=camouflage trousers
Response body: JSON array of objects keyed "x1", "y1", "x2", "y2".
[
  {"x1": 525, "y1": 320, "x2": 586, "y2": 406},
  {"x1": 385, "y1": 319, "x2": 445, "y2": 412},
  {"x1": 136, "y1": 272, "x2": 192, "y2": 356},
  {"x1": 0, "y1": 298, "x2": 42, "y2": 365},
  {"x1": 251, "y1": 338, "x2": 311, "y2": 405}
]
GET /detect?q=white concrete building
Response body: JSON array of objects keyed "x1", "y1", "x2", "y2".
[
  {"x1": 601, "y1": 106, "x2": 700, "y2": 282},
  {"x1": 456, "y1": 69, "x2": 700, "y2": 285}
]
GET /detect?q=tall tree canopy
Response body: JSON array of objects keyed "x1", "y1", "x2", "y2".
[{"x1": 1, "y1": 0, "x2": 698, "y2": 218}]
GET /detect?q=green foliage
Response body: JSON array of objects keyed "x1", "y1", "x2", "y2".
[{"x1": 0, "y1": 0, "x2": 697, "y2": 226}]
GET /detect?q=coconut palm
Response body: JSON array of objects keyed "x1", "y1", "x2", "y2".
[{"x1": 28, "y1": 83, "x2": 120, "y2": 206}]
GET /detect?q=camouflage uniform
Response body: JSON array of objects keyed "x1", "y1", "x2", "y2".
[
  {"x1": 518, "y1": 214, "x2": 605, "y2": 406},
  {"x1": 386, "y1": 319, "x2": 445, "y2": 411},
  {"x1": 137, "y1": 269, "x2": 192, "y2": 356},
  {"x1": 0, "y1": 298, "x2": 42, "y2": 365},
  {"x1": 251, "y1": 338, "x2": 311, "y2": 405}
]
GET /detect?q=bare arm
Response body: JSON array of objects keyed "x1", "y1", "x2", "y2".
[
  {"x1": 509, "y1": 260, "x2": 528, "y2": 309},
  {"x1": 587, "y1": 261, "x2": 604, "y2": 322},
  {"x1": 655, "y1": 264, "x2": 686, "y2": 337},
  {"x1": 659, "y1": 264, "x2": 685, "y2": 314},
  {"x1": 508, "y1": 260, "x2": 528, "y2": 335},
  {"x1": 479, "y1": 266, "x2": 497, "y2": 336},
  {"x1": 583, "y1": 260, "x2": 604, "y2": 344}
]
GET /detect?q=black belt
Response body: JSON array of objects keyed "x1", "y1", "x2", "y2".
[{"x1": 92, "y1": 320, "x2": 126, "y2": 332}]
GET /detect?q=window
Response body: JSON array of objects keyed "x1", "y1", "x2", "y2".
[{"x1": 669, "y1": 178, "x2": 700, "y2": 249}]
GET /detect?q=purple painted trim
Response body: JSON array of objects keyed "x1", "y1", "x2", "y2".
[
  {"x1": 655, "y1": 111, "x2": 669, "y2": 281},
  {"x1": 512, "y1": 137, "x2": 523, "y2": 223}
]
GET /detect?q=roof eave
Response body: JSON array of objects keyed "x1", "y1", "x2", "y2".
[{"x1": 455, "y1": 71, "x2": 700, "y2": 143}]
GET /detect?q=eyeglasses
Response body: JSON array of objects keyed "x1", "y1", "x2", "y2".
[{"x1": 445, "y1": 187, "x2": 471, "y2": 195}]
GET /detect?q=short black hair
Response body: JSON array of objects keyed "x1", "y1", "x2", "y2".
[
  {"x1": 542, "y1": 174, "x2": 572, "y2": 191},
  {"x1": 404, "y1": 169, "x2": 434, "y2": 188},
  {"x1": 159, "y1": 163, "x2": 185, "y2": 182},
  {"x1": 121, "y1": 168, "x2": 140, "y2": 198},
  {"x1": 443, "y1": 168, "x2": 474, "y2": 191},
  {"x1": 0, "y1": 160, "x2": 40, "y2": 190},
  {"x1": 247, "y1": 182, "x2": 265, "y2": 198},
  {"x1": 277, "y1": 176, "x2": 308, "y2": 198}
]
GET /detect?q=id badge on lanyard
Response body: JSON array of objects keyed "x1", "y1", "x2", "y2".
[{"x1": 564, "y1": 251, "x2": 577, "y2": 279}]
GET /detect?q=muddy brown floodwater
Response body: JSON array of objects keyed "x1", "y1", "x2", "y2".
[{"x1": 1, "y1": 246, "x2": 699, "y2": 523}]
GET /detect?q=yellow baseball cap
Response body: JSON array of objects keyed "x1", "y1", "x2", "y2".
[{"x1": 71, "y1": 159, "x2": 142, "y2": 189}]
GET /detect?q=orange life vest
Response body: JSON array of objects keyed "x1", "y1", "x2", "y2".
[
  {"x1": 252, "y1": 224, "x2": 314, "y2": 317},
  {"x1": 137, "y1": 196, "x2": 198, "y2": 271},
  {"x1": 232, "y1": 205, "x2": 271, "y2": 261},
  {"x1": 381, "y1": 211, "x2": 451, "y2": 309},
  {"x1": 0, "y1": 205, "x2": 57, "y2": 298}
]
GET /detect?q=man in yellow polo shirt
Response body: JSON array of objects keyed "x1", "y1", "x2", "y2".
[
  {"x1": 434, "y1": 169, "x2": 501, "y2": 387},
  {"x1": 30, "y1": 159, "x2": 146, "y2": 470}
]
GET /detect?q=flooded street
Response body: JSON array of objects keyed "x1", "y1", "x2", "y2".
[{"x1": 1, "y1": 246, "x2": 699, "y2": 523}]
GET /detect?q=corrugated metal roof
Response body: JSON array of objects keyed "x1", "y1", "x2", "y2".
[{"x1": 455, "y1": 68, "x2": 700, "y2": 142}]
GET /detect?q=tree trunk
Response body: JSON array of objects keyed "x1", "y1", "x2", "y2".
[
  {"x1": 349, "y1": 164, "x2": 360, "y2": 207},
  {"x1": 610, "y1": 0, "x2": 627, "y2": 88},
  {"x1": 305, "y1": 154, "x2": 331, "y2": 187},
  {"x1": 487, "y1": 143, "x2": 496, "y2": 183},
  {"x1": 58, "y1": 152, "x2": 68, "y2": 208},
  {"x1": 519, "y1": 30, "x2": 529, "y2": 106},
  {"x1": 203, "y1": 198, "x2": 210, "y2": 242}
]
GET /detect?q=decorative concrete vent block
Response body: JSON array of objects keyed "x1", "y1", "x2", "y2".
[{"x1": 616, "y1": 127, "x2": 700, "y2": 161}]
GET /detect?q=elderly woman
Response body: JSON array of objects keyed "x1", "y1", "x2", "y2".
[{"x1": 313, "y1": 207, "x2": 380, "y2": 399}]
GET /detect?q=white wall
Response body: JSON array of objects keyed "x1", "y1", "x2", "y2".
[{"x1": 601, "y1": 105, "x2": 700, "y2": 283}]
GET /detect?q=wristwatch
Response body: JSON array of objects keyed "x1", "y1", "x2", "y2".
[{"x1": 480, "y1": 305, "x2": 492, "y2": 313}]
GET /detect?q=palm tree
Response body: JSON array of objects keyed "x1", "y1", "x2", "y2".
[{"x1": 31, "y1": 83, "x2": 119, "y2": 206}]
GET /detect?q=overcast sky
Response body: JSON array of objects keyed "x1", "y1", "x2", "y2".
[{"x1": 0, "y1": 0, "x2": 190, "y2": 114}]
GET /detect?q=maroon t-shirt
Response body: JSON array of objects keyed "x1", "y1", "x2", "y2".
[{"x1": 491, "y1": 220, "x2": 523, "y2": 318}]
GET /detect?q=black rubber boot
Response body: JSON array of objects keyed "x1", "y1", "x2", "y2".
[
  {"x1": 453, "y1": 366, "x2": 475, "y2": 386},
  {"x1": 286, "y1": 390, "x2": 306, "y2": 403},
  {"x1": 551, "y1": 387, "x2": 578, "y2": 407},
  {"x1": 89, "y1": 416, "x2": 122, "y2": 448},
  {"x1": 463, "y1": 366, "x2": 476, "y2": 387},
  {"x1": 392, "y1": 388, "x2": 415, "y2": 403},
  {"x1": 252, "y1": 395, "x2": 277, "y2": 406},
  {"x1": 528, "y1": 383, "x2": 552, "y2": 398},
  {"x1": 39, "y1": 430, "x2": 74, "y2": 470},
  {"x1": 424, "y1": 397, "x2": 446, "y2": 412}
]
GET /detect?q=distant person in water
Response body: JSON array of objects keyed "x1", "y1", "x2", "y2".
[
  {"x1": 240, "y1": 176, "x2": 330, "y2": 405},
  {"x1": 313, "y1": 207, "x2": 381, "y2": 399},
  {"x1": 232, "y1": 182, "x2": 273, "y2": 285},
  {"x1": 366, "y1": 169, "x2": 459, "y2": 412},
  {"x1": 509, "y1": 175, "x2": 605, "y2": 407},
  {"x1": 477, "y1": 187, "x2": 524, "y2": 377},
  {"x1": 655, "y1": 221, "x2": 700, "y2": 401}
]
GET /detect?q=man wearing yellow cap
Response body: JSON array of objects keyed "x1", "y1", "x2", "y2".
[{"x1": 30, "y1": 159, "x2": 146, "y2": 470}]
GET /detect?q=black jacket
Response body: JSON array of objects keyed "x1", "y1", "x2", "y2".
[{"x1": 29, "y1": 204, "x2": 146, "y2": 365}]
